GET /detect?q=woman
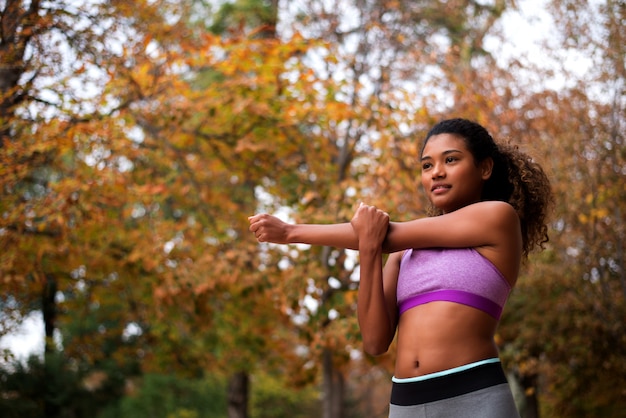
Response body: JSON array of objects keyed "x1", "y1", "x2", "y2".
[{"x1": 248, "y1": 118, "x2": 552, "y2": 417}]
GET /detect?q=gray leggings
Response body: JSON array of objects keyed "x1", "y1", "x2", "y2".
[{"x1": 388, "y1": 361, "x2": 520, "y2": 418}]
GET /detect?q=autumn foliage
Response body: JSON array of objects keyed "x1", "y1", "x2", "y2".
[{"x1": 1, "y1": 1, "x2": 624, "y2": 417}]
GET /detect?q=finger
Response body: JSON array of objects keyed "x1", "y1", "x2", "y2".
[{"x1": 248, "y1": 214, "x2": 263, "y2": 222}]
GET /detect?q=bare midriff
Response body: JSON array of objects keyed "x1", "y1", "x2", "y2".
[{"x1": 394, "y1": 301, "x2": 499, "y2": 379}]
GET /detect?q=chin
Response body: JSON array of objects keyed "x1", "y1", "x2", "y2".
[{"x1": 430, "y1": 197, "x2": 453, "y2": 211}]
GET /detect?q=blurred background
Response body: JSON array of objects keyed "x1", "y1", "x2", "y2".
[{"x1": 0, "y1": 0, "x2": 624, "y2": 417}]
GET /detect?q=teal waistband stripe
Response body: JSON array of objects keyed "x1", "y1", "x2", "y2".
[{"x1": 392, "y1": 358, "x2": 500, "y2": 383}]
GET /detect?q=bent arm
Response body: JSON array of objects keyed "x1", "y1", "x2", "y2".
[
  {"x1": 358, "y1": 250, "x2": 400, "y2": 355},
  {"x1": 351, "y1": 204, "x2": 398, "y2": 356}
]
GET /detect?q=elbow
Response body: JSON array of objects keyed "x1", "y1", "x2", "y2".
[{"x1": 362, "y1": 339, "x2": 390, "y2": 357}]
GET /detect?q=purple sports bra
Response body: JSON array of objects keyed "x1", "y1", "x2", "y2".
[{"x1": 396, "y1": 248, "x2": 512, "y2": 320}]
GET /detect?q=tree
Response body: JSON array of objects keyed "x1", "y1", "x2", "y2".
[
  {"x1": 2, "y1": 1, "x2": 326, "y2": 416},
  {"x1": 3, "y1": 1, "x2": 624, "y2": 417},
  {"x1": 496, "y1": 1, "x2": 626, "y2": 416},
  {"x1": 275, "y1": 1, "x2": 521, "y2": 416}
]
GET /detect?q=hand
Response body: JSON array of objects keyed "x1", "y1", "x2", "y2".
[
  {"x1": 350, "y1": 203, "x2": 389, "y2": 248},
  {"x1": 248, "y1": 214, "x2": 291, "y2": 244}
]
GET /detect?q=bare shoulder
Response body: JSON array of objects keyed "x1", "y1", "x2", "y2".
[
  {"x1": 465, "y1": 201, "x2": 521, "y2": 243},
  {"x1": 457, "y1": 201, "x2": 520, "y2": 235},
  {"x1": 461, "y1": 201, "x2": 518, "y2": 223}
]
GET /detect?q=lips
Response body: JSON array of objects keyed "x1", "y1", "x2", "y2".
[{"x1": 431, "y1": 184, "x2": 451, "y2": 193}]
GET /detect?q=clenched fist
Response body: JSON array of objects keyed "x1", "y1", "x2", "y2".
[{"x1": 248, "y1": 214, "x2": 291, "y2": 244}]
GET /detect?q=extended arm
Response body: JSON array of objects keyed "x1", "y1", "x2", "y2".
[
  {"x1": 382, "y1": 200, "x2": 521, "y2": 252},
  {"x1": 248, "y1": 214, "x2": 359, "y2": 250},
  {"x1": 249, "y1": 201, "x2": 520, "y2": 253},
  {"x1": 351, "y1": 204, "x2": 399, "y2": 356}
]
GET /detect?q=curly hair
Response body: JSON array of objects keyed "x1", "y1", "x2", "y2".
[{"x1": 421, "y1": 118, "x2": 553, "y2": 257}]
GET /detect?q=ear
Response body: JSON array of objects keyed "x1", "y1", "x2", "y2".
[{"x1": 480, "y1": 157, "x2": 494, "y2": 180}]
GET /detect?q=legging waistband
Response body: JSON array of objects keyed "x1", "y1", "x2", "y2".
[
  {"x1": 390, "y1": 359, "x2": 508, "y2": 406},
  {"x1": 392, "y1": 358, "x2": 500, "y2": 383}
]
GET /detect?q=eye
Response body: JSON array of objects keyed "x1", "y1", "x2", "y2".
[
  {"x1": 445, "y1": 156, "x2": 458, "y2": 163},
  {"x1": 421, "y1": 162, "x2": 432, "y2": 170}
]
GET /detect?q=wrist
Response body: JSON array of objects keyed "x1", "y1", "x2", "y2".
[
  {"x1": 358, "y1": 243, "x2": 382, "y2": 256},
  {"x1": 285, "y1": 223, "x2": 296, "y2": 244}
]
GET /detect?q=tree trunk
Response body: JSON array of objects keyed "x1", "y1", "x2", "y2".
[
  {"x1": 228, "y1": 371, "x2": 249, "y2": 418},
  {"x1": 519, "y1": 373, "x2": 540, "y2": 418},
  {"x1": 43, "y1": 273, "x2": 57, "y2": 354},
  {"x1": 43, "y1": 273, "x2": 60, "y2": 418},
  {"x1": 0, "y1": 0, "x2": 39, "y2": 146},
  {"x1": 322, "y1": 348, "x2": 345, "y2": 418},
  {"x1": 507, "y1": 370, "x2": 539, "y2": 418}
]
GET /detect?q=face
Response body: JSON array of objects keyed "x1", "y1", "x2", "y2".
[{"x1": 420, "y1": 133, "x2": 493, "y2": 213}]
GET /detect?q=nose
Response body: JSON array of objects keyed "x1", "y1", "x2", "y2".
[{"x1": 431, "y1": 162, "x2": 445, "y2": 179}]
